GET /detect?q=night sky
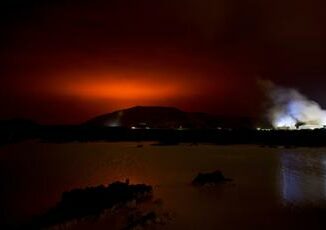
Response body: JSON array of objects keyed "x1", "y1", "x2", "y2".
[{"x1": 1, "y1": 0, "x2": 326, "y2": 124}]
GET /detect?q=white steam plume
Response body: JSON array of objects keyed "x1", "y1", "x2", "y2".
[{"x1": 262, "y1": 80, "x2": 326, "y2": 129}]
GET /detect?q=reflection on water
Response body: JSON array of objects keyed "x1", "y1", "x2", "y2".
[
  {"x1": 280, "y1": 150, "x2": 326, "y2": 205},
  {"x1": 1, "y1": 143, "x2": 326, "y2": 229}
]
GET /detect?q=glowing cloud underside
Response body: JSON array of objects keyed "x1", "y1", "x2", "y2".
[{"x1": 265, "y1": 81, "x2": 326, "y2": 129}]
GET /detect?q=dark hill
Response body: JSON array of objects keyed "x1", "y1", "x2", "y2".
[{"x1": 84, "y1": 106, "x2": 254, "y2": 129}]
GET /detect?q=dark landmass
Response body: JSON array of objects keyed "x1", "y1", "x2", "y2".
[
  {"x1": 85, "y1": 106, "x2": 256, "y2": 129},
  {"x1": 1, "y1": 106, "x2": 326, "y2": 147},
  {"x1": 1, "y1": 123, "x2": 326, "y2": 147},
  {"x1": 0, "y1": 119, "x2": 40, "y2": 146},
  {"x1": 28, "y1": 181, "x2": 153, "y2": 229}
]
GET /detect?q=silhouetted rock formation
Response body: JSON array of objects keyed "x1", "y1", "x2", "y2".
[
  {"x1": 31, "y1": 181, "x2": 153, "y2": 228},
  {"x1": 192, "y1": 170, "x2": 232, "y2": 186}
]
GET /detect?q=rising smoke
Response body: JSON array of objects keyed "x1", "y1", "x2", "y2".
[{"x1": 261, "y1": 80, "x2": 326, "y2": 129}]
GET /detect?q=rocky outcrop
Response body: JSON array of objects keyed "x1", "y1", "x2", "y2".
[{"x1": 192, "y1": 170, "x2": 232, "y2": 186}]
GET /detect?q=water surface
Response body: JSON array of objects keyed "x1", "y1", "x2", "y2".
[{"x1": 0, "y1": 142, "x2": 326, "y2": 229}]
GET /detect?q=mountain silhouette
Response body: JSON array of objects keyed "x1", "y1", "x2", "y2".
[{"x1": 84, "y1": 106, "x2": 254, "y2": 129}]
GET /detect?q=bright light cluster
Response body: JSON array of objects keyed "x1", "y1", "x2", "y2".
[{"x1": 267, "y1": 82, "x2": 326, "y2": 130}]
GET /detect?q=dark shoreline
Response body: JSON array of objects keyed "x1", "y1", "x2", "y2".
[{"x1": 2, "y1": 123, "x2": 326, "y2": 147}]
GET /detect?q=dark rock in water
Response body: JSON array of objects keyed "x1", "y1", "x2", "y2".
[
  {"x1": 30, "y1": 181, "x2": 153, "y2": 228},
  {"x1": 192, "y1": 170, "x2": 232, "y2": 186}
]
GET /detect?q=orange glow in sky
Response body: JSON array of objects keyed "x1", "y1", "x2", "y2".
[
  {"x1": 37, "y1": 68, "x2": 229, "y2": 123},
  {"x1": 50, "y1": 69, "x2": 204, "y2": 104},
  {"x1": 64, "y1": 80, "x2": 181, "y2": 100}
]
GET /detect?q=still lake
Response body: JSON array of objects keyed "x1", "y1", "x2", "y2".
[{"x1": 1, "y1": 142, "x2": 326, "y2": 229}]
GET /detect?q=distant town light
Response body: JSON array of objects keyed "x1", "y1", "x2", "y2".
[
  {"x1": 105, "y1": 121, "x2": 120, "y2": 127},
  {"x1": 256, "y1": 127, "x2": 272, "y2": 131}
]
